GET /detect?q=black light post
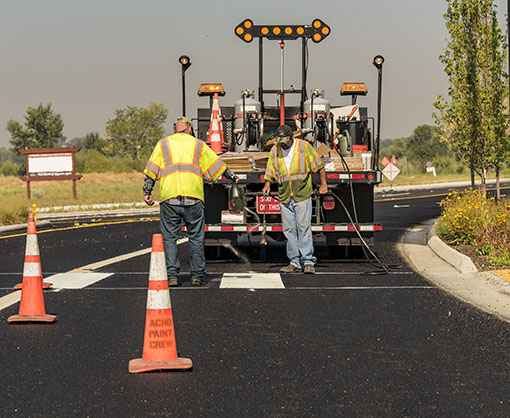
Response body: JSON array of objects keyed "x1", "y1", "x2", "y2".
[
  {"x1": 179, "y1": 55, "x2": 192, "y2": 116},
  {"x1": 372, "y1": 55, "x2": 384, "y2": 170}
]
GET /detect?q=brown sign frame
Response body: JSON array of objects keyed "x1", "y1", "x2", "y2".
[{"x1": 19, "y1": 147, "x2": 83, "y2": 199}]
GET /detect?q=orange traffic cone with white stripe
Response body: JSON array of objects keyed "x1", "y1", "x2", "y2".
[
  {"x1": 208, "y1": 92, "x2": 225, "y2": 153},
  {"x1": 13, "y1": 213, "x2": 52, "y2": 290},
  {"x1": 8, "y1": 218, "x2": 57, "y2": 323},
  {"x1": 129, "y1": 234, "x2": 192, "y2": 373}
]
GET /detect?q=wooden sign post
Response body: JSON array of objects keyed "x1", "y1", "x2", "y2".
[{"x1": 20, "y1": 147, "x2": 82, "y2": 199}]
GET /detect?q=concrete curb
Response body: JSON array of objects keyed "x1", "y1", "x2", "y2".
[
  {"x1": 375, "y1": 177, "x2": 510, "y2": 193},
  {"x1": 426, "y1": 223, "x2": 478, "y2": 274},
  {"x1": 0, "y1": 220, "x2": 52, "y2": 233},
  {"x1": 401, "y1": 220, "x2": 510, "y2": 323}
]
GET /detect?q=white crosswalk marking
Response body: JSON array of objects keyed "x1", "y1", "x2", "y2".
[
  {"x1": 220, "y1": 273, "x2": 284, "y2": 289},
  {"x1": 47, "y1": 272, "x2": 113, "y2": 290}
]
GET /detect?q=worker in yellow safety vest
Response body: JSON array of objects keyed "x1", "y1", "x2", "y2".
[
  {"x1": 262, "y1": 125, "x2": 328, "y2": 274},
  {"x1": 143, "y1": 116, "x2": 238, "y2": 286}
]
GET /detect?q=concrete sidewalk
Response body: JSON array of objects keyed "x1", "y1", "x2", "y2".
[{"x1": 401, "y1": 220, "x2": 510, "y2": 323}]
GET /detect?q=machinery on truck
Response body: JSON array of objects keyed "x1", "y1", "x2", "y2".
[{"x1": 189, "y1": 19, "x2": 384, "y2": 257}]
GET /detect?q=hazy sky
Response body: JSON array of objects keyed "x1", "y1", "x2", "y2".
[{"x1": 1, "y1": 0, "x2": 508, "y2": 148}]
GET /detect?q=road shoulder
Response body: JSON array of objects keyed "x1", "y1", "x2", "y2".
[{"x1": 400, "y1": 220, "x2": 510, "y2": 322}]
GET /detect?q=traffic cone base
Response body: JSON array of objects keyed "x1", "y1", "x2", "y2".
[
  {"x1": 8, "y1": 314, "x2": 57, "y2": 323},
  {"x1": 129, "y1": 357, "x2": 192, "y2": 373},
  {"x1": 14, "y1": 281, "x2": 52, "y2": 290}
]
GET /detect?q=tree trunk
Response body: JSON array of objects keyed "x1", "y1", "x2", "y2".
[
  {"x1": 470, "y1": 160, "x2": 475, "y2": 188},
  {"x1": 496, "y1": 166, "x2": 500, "y2": 200},
  {"x1": 481, "y1": 167, "x2": 487, "y2": 196}
]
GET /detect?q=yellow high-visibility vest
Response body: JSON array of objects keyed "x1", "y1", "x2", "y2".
[
  {"x1": 144, "y1": 133, "x2": 226, "y2": 202},
  {"x1": 263, "y1": 138, "x2": 324, "y2": 204}
]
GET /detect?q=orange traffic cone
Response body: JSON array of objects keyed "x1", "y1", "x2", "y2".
[
  {"x1": 8, "y1": 220, "x2": 57, "y2": 323},
  {"x1": 14, "y1": 214, "x2": 52, "y2": 290},
  {"x1": 129, "y1": 234, "x2": 192, "y2": 373},
  {"x1": 208, "y1": 92, "x2": 225, "y2": 153}
]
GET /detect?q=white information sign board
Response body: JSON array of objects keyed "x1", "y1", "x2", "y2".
[{"x1": 27, "y1": 153, "x2": 74, "y2": 177}]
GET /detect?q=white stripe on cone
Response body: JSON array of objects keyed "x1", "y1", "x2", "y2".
[
  {"x1": 23, "y1": 262, "x2": 41, "y2": 277},
  {"x1": 147, "y1": 289, "x2": 172, "y2": 310},
  {"x1": 149, "y1": 252, "x2": 166, "y2": 280},
  {"x1": 25, "y1": 234, "x2": 40, "y2": 256}
]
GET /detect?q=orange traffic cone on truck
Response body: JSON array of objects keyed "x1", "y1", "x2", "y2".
[
  {"x1": 14, "y1": 214, "x2": 52, "y2": 290},
  {"x1": 8, "y1": 219, "x2": 57, "y2": 323},
  {"x1": 129, "y1": 234, "x2": 192, "y2": 373},
  {"x1": 208, "y1": 92, "x2": 225, "y2": 153}
]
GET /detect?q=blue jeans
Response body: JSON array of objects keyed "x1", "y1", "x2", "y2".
[
  {"x1": 280, "y1": 197, "x2": 316, "y2": 268},
  {"x1": 160, "y1": 201, "x2": 205, "y2": 278}
]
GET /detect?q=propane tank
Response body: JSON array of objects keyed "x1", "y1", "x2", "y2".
[
  {"x1": 233, "y1": 89, "x2": 261, "y2": 152},
  {"x1": 303, "y1": 89, "x2": 330, "y2": 142},
  {"x1": 334, "y1": 129, "x2": 353, "y2": 157}
]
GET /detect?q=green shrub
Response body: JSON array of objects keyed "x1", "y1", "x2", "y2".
[
  {"x1": 76, "y1": 150, "x2": 139, "y2": 173},
  {"x1": 438, "y1": 190, "x2": 510, "y2": 266},
  {"x1": 0, "y1": 160, "x2": 22, "y2": 177},
  {"x1": 431, "y1": 155, "x2": 466, "y2": 175},
  {"x1": 0, "y1": 205, "x2": 29, "y2": 225}
]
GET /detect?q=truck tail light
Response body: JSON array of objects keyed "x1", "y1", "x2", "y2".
[{"x1": 323, "y1": 195, "x2": 335, "y2": 210}]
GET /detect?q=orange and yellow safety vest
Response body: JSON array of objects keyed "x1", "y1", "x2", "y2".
[
  {"x1": 264, "y1": 138, "x2": 324, "y2": 204},
  {"x1": 144, "y1": 133, "x2": 226, "y2": 202}
]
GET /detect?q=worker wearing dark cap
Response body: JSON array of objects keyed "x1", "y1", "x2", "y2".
[
  {"x1": 262, "y1": 125, "x2": 327, "y2": 274},
  {"x1": 143, "y1": 116, "x2": 238, "y2": 286}
]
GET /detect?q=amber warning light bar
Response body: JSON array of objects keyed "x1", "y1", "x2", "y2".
[
  {"x1": 340, "y1": 82, "x2": 368, "y2": 96},
  {"x1": 235, "y1": 19, "x2": 331, "y2": 43},
  {"x1": 197, "y1": 83, "x2": 225, "y2": 97}
]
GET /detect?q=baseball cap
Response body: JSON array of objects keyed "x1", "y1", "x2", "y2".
[
  {"x1": 276, "y1": 125, "x2": 293, "y2": 137},
  {"x1": 175, "y1": 116, "x2": 193, "y2": 127}
]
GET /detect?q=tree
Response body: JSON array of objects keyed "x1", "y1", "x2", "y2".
[
  {"x1": 6, "y1": 103, "x2": 65, "y2": 152},
  {"x1": 84, "y1": 131, "x2": 106, "y2": 151},
  {"x1": 104, "y1": 103, "x2": 168, "y2": 160},
  {"x1": 405, "y1": 125, "x2": 451, "y2": 170},
  {"x1": 434, "y1": 0, "x2": 509, "y2": 194},
  {"x1": 68, "y1": 131, "x2": 107, "y2": 153},
  {"x1": 380, "y1": 137, "x2": 408, "y2": 162}
]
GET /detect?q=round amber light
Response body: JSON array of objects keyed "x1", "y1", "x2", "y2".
[
  {"x1": 244, "y1": 20, "x2": 252, "y2": 28},
  {"x1": 313, "y1": 33, "x2": 321, "y2": 42},
  {"x1": 313, "y1": 19, "x2": 321, "y2": 28},
  {"x1": 236, "y1": 27, "x2": 244, "y2": 35},
  {"x1": 285, "y1": 27, "x2": 292, "y2": 35},
  {"x1": 244, "y1": 33, "x2": 253, "y2": 42},
  {"x1": 273, "y1": 27, "x2": 281, "y2": 35},
  {"x1": 296, "y1": 27, "x2": 304, "y2": 35},
  {"x1": 321, "y1": 26, "x2": 330, "y2": 35},
  {"x1": 261, "y1": 27, "x2": 269, "y2": 35}
]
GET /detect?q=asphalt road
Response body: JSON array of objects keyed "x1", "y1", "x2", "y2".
[{"x1": 1, "y1": 185, "x2": 510, "y2": 417}]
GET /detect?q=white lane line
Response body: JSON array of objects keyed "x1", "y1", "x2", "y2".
[
  {"x1": 5, "y1": 285, "x2": 435, "y2": 291},
  {"x1": 0, "y1": 292, "x2": 21, "y2": 311},
  {"x1": 381, "y1": 192, "x2": 411, "y2": 197},
  {"x1": 289, "y1": 286, "x2": 436, "y2": 290},
  {"x1": 393, "y1": 204, "x2": 411, "y2": 208},
  {"x1": 220, "y1": 273, "x2": 284, "y2": 289},
  {"x1": 1, "y1": 270, "x2": 420, "y2": 277},
  {"x1": 74, "y1": 237, "x2": 188, "y2": 271}
]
